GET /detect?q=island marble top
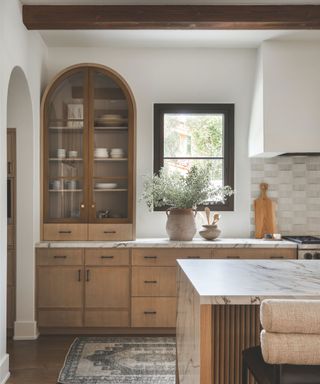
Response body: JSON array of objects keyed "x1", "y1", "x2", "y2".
[
  {"x1": 35, "y1": 238, "x2": 296, "y2": 248},
  {"x1": 177, "y1": 259, "x2": 320, "y2": 305}
]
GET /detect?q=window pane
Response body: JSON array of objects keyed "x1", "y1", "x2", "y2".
[
  {"x1": 163, "y1": 159, "x2": 223, "y2": 188},
  {"x1": 163, "y1": 113, "x2": 223, "y2": 158}
]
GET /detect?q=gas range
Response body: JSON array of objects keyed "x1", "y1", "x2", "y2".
[{"x1": 282, "y1": 236, "x2": 320, "y2": 259}]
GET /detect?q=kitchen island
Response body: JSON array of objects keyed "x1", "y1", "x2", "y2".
[{"x1": 176, "y1": 259, "x2": 320, "y2": 384}]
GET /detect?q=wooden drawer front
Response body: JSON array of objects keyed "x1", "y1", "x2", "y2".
[
  {"x1": 132, "y1": 267, "x2": 176, "y2": 297},
  {"x1": 88, "y1": 224, "x2": 133, "y2": 241},
  {"x1": 132, "y1": 248, "x2": 211, "y2": 266},
  {"x1": 43, "y1": 224, "x2": 87, "y2": 241},
  {"x1": 38, "y1": 310, "x2": 83, "y2": 327},
  {"x1": 85, "y1": 310, "x2": 129, "y2": 327},
  {"x1": 85, "y1": 249, "x2": 130, "y2": 266},
  {"x1": 37, "y1": 249, "x2": 84, "y2": 266},
  {"x1": 7, "y1": 225, "x2": 15, "y2": 248},
  {"x1": 212, "y1": 248, "x2": 297, "y2": 259},
  {"x1": 132, "y1": 298, "x2": 176, "y2": 328}
]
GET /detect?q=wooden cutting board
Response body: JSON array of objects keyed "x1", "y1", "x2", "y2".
[{"x1": 254, "y1": 183, "x2": 277, "y2": 239}]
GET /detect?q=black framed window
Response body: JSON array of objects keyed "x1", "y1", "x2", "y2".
[{"x1": 154, "y1": 103, "x2": 234, "y2": 211}]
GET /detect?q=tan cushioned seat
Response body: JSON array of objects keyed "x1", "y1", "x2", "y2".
[
  {"x1": 260, "y1": 299, "x2": 320, "y2": 334},
  {"x1": 261, "y1": 330, "x2": 320, "y2": 365}
]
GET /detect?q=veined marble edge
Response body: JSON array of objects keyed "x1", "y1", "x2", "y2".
[
  {"x1": 199, "y1": 295, "x2": 320, "y2": 305},
  {"x1": 34, "y1": 238, "x2": 297, "y2": 249}
]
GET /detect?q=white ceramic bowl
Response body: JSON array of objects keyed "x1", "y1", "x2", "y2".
[{"x1": 95, "y1": 183, "x2": 117, "y2": 189}]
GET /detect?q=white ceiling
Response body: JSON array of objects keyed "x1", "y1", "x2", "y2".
[
  {"x1": 39, "y1": 30, "x2": 320, "y2": 48},
  {"x1": 22, "y1": 0, "x2": 320, "y2": 47}
]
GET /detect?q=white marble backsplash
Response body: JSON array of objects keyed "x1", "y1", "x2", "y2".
[{"x1": 251, "y1": 156, "x2": 320, "y2": 236}]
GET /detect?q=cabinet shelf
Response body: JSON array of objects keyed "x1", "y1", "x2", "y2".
[
  {"x1": 49, "y1": 158, "x2": 83, "y2": 162},
  {"x1": 49, "y1": 189, "x2": 82, "y2": 193},
  {"x1": 49, "y1": 127, "x2": 83, "y2": 132},
  {"x1": 94, "y1": 189, "x2": 128, "y2": 192},
  {"x1": 94, "y1": 158, "x2": 128, "y2": 162}
]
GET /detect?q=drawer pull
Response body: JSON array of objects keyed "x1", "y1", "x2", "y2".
[
  {"x1": 58, "y1": 230, "x2": 72, "y2": 234},
  {"x1": 187, "y1": 256, "x2": 200, "y2": 259},
  {"x1": 86, "y1": 269, "x2": 90, "y2": 282},
  {"x1": 101, "y1": 256, "x2": 114, "y2": 259},
  {"x1": 144, "y1": 256, "x2": 158, "y2": 259},
  {"x1": 104, "y1": 231, "x2": 116, "y2": 234},
  {"x1": 270, "y1": 256, "x2": 284, "y2": 259},
  {"x1": 144, "y1": 280, "x2": 157, "y2": 284},
  {"x1": 144, "y1": 311, "x2": 157, "y2": 315},
  {"x1": 53, "y1": 255, "x2": 67, "y2": 259},
  {"x1": 78, "y1": 269, "x2": 81, "y2": 282},
  {"x1": 227, "y1": 256, "x2": 240, "y2": 259}
]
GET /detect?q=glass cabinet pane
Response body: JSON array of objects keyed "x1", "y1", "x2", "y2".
[
  {"x1": 45, "y1": 70, "x2": 86, "y2": 222},
  {"x1": 90, "y1": 70, "x2": 129, "y2": 221}
]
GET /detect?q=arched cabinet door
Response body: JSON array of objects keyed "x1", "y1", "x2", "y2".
[{"x1": 41, "y1": 64, "x2": 136, "y2": 241}]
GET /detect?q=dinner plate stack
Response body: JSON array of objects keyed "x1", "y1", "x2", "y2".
[
  {"x1": 110, "y1": 148, "x2": 125, "y2": 158},
  {"x1": 94, "y1": 148, "x2": 108, "y2": 158}
]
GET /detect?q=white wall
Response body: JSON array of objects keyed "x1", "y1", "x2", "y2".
[
  {"x1": 0, "y1": 0, "x2": 47, "y2": 380},
  {"x1": 48, "y1": 47, "x2": 256, "y2": 238}
]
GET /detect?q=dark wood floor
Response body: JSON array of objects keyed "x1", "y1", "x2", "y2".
[{"x1": 7, "y1": 336, "x2": 75, "y2": 384}]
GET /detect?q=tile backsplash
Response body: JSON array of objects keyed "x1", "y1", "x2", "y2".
[{"x1": 250, "y1": 156, "x2": 320, "y2": 236}]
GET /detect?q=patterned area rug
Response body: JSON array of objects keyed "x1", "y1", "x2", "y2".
[{"x1": 58, "y1": 337, "x2": 176, "y2": 384}]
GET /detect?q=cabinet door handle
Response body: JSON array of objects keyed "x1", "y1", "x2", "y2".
[
  {"x1": 101, "y1": 256, "x2": 114, "y2": 259},
  {"x1": 144, "y1": 311, "x2": 157, "y2": 315},
  {"x1": 86, "y1": 269, "x2": 90, "y2": 282},
  {"x1": 227, "y1": 256, "x2": 240, "y2": 259},
  {"x1": 54, "y1": 255, "x2": 67, "y2": 259},
  {"x1": 104, "y1": 231, "x2": 116, "y2": 234},
  {"x1": 270, "y1": 256, "x2": 284, "y2": 259},
  {"x1": 7, "y1": 161, "x2": 11, "y2": 175},
  {"x1": 144, "y1": 256, "x2": 157, "y2": 259},
  {"x1": 78, "y1": 269, "x2": 82, "y2": 282},
  {"x1": 144, "y1": 280, "x2": 157, "y2": 284},
  {"x1": 58, "y1": 230, "x2": 72, "y2": 234},
  {"x1": 187, "y1": 256, "x2": 200, "y2": 259}
]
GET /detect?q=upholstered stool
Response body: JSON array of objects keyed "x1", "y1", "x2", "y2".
[
  {"x1": 242, "y1": 299, "x2": 320, "y2": 384},
  {"x1": 242, "y1": 346, "x2": 320, "y2": 384}
]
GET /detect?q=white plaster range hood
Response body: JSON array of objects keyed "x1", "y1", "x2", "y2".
[{"x1": 249, "y1": 41, "x2": 320, "y2": 158}]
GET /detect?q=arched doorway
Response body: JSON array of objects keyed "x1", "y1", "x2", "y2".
[{"x1": 6, "y1": 67, "x2": 37, "y2": 340}]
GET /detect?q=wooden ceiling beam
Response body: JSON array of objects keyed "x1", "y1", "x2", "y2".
[{"x1": 23, "y1": 5, "x2": 320, "y2": 30}]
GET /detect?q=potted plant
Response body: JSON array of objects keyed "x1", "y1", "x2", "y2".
[{"x1": 142, "y1": 164, "x2": 233, "y2": 241}]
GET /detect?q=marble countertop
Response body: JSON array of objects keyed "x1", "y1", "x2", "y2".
[
  {"x1": 35, "y1": 238, "x2": 296, "y2": 248},
  {"x1": 178, "y1": 259, "x2": 320, "y2": 305}
]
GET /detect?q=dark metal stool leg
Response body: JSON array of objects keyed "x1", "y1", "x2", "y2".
[{"x1": 242, "y1": 359, "x2": 248, "y2": 384}]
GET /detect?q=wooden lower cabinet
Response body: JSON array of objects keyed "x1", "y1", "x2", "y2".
[
  {"x1": 37, "y1": 266, "x2": 84, "y2": 327},
  {"x1": 36, "y1": 246, "x2": 297, "y2": 331},
  {"x1": 85, "y1": 266, "x2": 130, "y2": 327}
]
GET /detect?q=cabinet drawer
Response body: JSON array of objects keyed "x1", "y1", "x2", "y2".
[
  {"x1": 38, "y1": 310, "x2": 83, "y2": 327},
  {"x1": 132, "y1": 248, "x2": 211, "y2": 266},
  {"x1": 85, "y1": 249, "x2": 130, "y2": 266},
  {"x1": 212, "y1": 248, "x2": 297, "y2": 259},
  {"x1": 88, "y1": 224, "x2": 133, "y2": 241},
  {"x1": 132, "y1": 267, "x2": 176, "y2": 297},
  {"x1": 37, "y1": 249, "x2": 84, "y2": 266},
  {"x1": 85, "y1": 310, "x2": 129, "y2": 327},
  {"x1": 131, "y1": 298, "x2": 176, "y2": 328},
  {"x1": 43, "y1": 224, "x2": 87, "y2": 241}
]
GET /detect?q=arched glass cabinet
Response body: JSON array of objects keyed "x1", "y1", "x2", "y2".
[{"x1": 41, "y1": 64, "x2": 136, "y2": 240}]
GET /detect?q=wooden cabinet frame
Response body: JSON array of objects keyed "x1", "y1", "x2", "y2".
[{"x1": 40, "y1": 64, "x2": 136, "y2": 240}]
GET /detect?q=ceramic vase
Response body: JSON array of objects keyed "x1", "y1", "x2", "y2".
[{"x1": 166, "y1": 208, "x2": 197, "y2": 241}]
